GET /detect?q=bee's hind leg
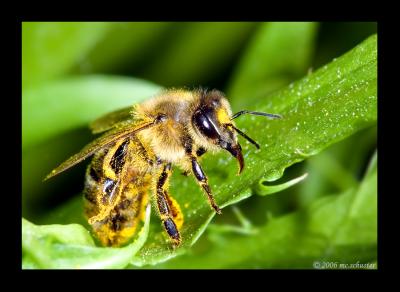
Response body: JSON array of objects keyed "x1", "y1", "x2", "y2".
[{"x1": 156, "y1": 163, "x2": 183, "y2": 246}]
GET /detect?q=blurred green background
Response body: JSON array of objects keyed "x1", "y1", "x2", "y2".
[{"x1": 22, "y1": 22, "x2": 377, "y2": 269}]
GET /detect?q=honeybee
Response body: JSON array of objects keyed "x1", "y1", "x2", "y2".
[{"x1": 45, "y1": 89, "x2": 281, "y2": 247}]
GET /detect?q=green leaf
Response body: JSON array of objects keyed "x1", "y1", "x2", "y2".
[
  {"x1": 255, "y1": 173, "x2": 308, "y2": 196},
  {"x1": 297, "y1": 126, "x2": 376, "y2": 207},
  {"x1": 149, "y1": 151, "x2": 377, "y2": 269},
  {"x1": 22, "y1": 204, "x2": 151, "y2": 269},
  {"x1": 22, "y1": 22, "x2": 111, "y2": 89},
  {"x1": 228, "y1": 22, "x2": 319, "y2": 109},
  {"x1": 27, "y1": 34, "x2": 376, "y2": 267}
]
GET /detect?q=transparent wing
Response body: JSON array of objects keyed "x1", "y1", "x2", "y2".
[
  {"x1": 89, "y1": 106, "x2": 137, "y2": 134},
  {"x1": 44, "y1": 121, "x2": 153, "y2": 181}
]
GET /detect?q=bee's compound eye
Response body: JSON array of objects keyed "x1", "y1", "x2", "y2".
[{"x1": 193, "y1": 109, "x2": 219, "y2": 140}]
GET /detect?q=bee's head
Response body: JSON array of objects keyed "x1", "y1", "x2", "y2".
[{"x1": 192, "y1": 89, "x2": 244, "y2": 174}]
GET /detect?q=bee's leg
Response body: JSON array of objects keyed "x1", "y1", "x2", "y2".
[
  {"x1": 190, "y1": 156, "x2": 222, "y2": 214},
  {"x1": 183, "y1": 138, "x2": 221, "y2": 214},
  {"x1": 181, "y1": 147, "x2": 206, "y2": 177},
  {"x1": 181, "y1": 148, "x2": 204, "y2": 176},
  {"x1": 156, "y1": 163, "x2": 182, "y2": 246}
]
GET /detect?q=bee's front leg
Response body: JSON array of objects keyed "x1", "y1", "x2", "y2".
[
  {"x1": 183, "y1": 138, "x2": 221, "y2": 214},
  {"x1": 190, "y1": 156, "x2": 222, "y2": 214}
]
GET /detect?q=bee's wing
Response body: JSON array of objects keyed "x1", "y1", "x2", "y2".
[
  {"x1": 44, "y1": 122, "x2": 151, "y2": 181},
  {"x1": 90, "y1": 106, "x2": 138, "y2": 134}
]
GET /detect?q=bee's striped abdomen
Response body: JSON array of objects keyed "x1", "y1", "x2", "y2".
[{"x1": 83, "y1": 137, "x2": 154, "y2": 246}]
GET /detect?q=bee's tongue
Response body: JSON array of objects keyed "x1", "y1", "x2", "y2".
[{"x1": 221, "y1": 142, "x2": 244, "y2": 175}]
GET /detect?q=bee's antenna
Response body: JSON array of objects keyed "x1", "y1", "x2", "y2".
[
  {"x1": 225, "y1": 123, "x2": 260, "y2": 149},
  {"x1": 231, "y1": 110, "x2": 282, "y2": 120}
]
